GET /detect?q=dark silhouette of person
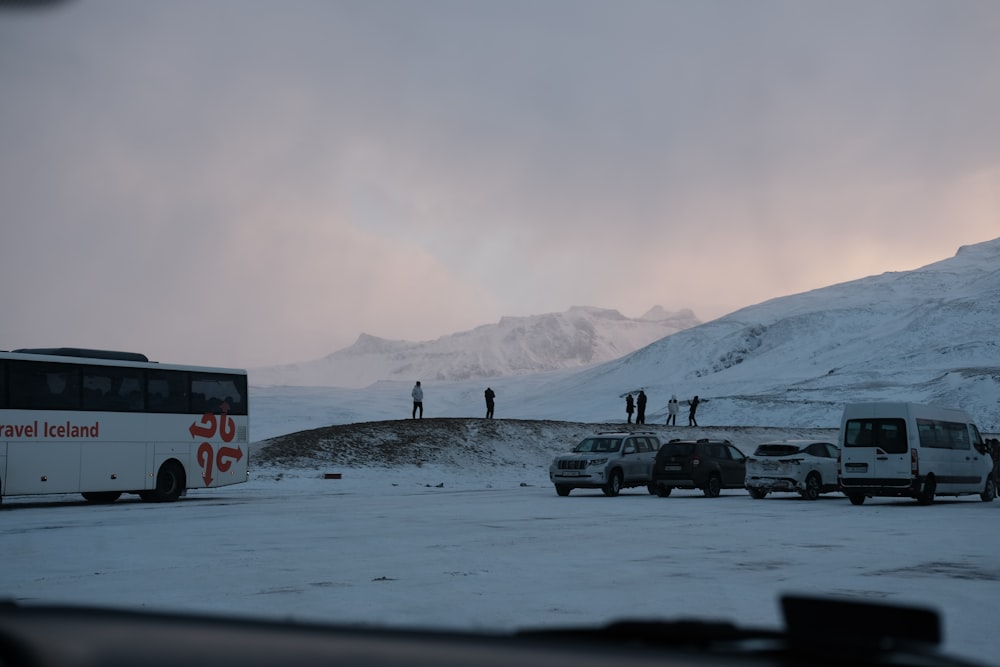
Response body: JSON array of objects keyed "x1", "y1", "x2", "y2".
[
  {"x1": 625, "y1": 393, "x2": 634, "y2": 423},
  {"x1": 484, "y1": 387, "x2": 495, "y2": 419},
  {"x1": 636, "y1": 390, "x2": 647, "y2": 425},
  {"x1": 988, "y1": 438, "x2": 1000, "y2": 490},
  {"x1": 688, "y1": 395, "x2": 700, "y2": 427},
  {"x1": 666, "y1": 394, "x2": 678, "y2": 426},
  {"x1": 411, "y1": 381, "x2": 424, "y2": 419}
]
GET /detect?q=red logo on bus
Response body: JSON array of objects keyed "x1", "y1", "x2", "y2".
[{"x1": 190, "y1": 405, "x2": 243, "y2": 486}]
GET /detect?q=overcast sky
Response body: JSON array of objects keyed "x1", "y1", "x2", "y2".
[{"x1": 2, "y1": 1, "x2": 998, "y2": 368}]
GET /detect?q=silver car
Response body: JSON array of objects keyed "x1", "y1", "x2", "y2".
[
  {"x1": 549, "y1": 432, "x2": 660, "y2": 496},
  {"x1": 745, "y1": 440, "x2": 841, "y2": 500}
]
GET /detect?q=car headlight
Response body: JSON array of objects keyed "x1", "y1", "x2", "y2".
[{"x1": 588, "y1": 458, "x2": 608, "y2": 466}]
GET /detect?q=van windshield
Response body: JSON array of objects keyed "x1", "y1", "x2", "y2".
[{"x1": 844, "y1": 418, "x2": 907, "y2": 454}]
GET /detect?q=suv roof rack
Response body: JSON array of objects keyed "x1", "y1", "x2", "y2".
[{"x1": 666, "y1": 438, "x2": 733, "y2": 445}]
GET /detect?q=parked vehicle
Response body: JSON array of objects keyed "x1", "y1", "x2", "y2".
[
  {"x1": 745, "y1": 440, "x2": 840, "y2": 500},
  {"x1": 652, "y1": 439, "x2": 747, "y2": 497},
  {"x1": 837, "y1": 402, "x2": 996, "y2": 505},
  {"x1": 549, "y1": 432, "x2": 660, "y2": 496}
]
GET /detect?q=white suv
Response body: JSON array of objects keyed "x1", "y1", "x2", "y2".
[
  {"x1": 745, "y1": 440, "x2": 840, "y2": 500},
  {"x1": 549, "y1": 432, "x2": 660, "y2": 496}
]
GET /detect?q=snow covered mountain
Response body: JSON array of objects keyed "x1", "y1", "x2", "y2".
[
  {"x1": 251, "y1": 237, "x2": 1000, "y2": 435},
  {"x1": 498, "y1": 237, "x2": 1000, "y2": 429},
  {"x1": 250, "y1": 306, "x2": 700, "y2": 388}
]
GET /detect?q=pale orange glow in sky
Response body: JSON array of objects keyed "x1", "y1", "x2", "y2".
[{"x1": 1, "y1": 1, "x2": 998, "y2": 367}]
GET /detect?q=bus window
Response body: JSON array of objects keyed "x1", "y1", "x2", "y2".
[
  {"x1": 147, "y1": 370, "x2": 189, "y2": 413},
  {"x1": 82, "y1": 366, "x2": 145, "y2": 411},
  {"x1": 191, "y1": 373, "x2": 247, "y2": 415},
  {"x1": 8, "y1": 361, "x2": 80, "y2": 410}
]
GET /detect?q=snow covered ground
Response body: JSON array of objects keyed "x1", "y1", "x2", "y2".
[{"x1": 3, "y1": 400, "x2": 999, "y2": 666}]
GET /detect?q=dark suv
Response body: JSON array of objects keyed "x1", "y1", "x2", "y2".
[{"x1": 651, "y1": 438, "x2": 747, "y2": 497}]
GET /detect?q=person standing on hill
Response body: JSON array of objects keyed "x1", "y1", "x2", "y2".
[
  {"x1": 484, "y1": 387, "x2": 496, "y2": 419},
  {"x1": 688, "y1": 395, "x2": 700, "y2": 427},
  {"x1": 636, "y1": 389, "x2": 648, "y2": 425},
  {"x1": 411, "y1": 381, "x2": 424, "y2": 419},
  {"x1": 625, "y1": 393, "x2": 635, "y2": 424},
  {"x1": 666, "y1": 395, "x2": 679, "y2": 426}
]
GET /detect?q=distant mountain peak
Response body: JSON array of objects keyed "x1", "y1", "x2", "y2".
[
  {"x1": 639, "y1": 305, "x2": 697, "y2": 322},
  {"x1": 345, "y1": 333, "x2": 406, "y2": 354},
  {"x1": 252, "y1": 305, "x2": 701, "y2": 388}
]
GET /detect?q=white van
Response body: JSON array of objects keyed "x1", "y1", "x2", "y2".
[{"x1": 837, "y1": 402, "x2": 995, "y2": 505}]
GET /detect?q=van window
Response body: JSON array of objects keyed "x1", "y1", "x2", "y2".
[
  {"x1": 917, "y1": 418, "x2": 970, "y2": 450},
  {"x1": 844, "y1": 418, "x2": 907, "y2": 454}
]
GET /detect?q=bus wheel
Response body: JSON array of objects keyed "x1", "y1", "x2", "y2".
[
  {"x1": 916, "y1": 476, "x2": 936, "y2": 505},
  {"x1": 82, "y1": 491, "x2": 121, "y2": 504},
  {"x1": 143, "y1": 461, "x2": 186, "y2": 503}
]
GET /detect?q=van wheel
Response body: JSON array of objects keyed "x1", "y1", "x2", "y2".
[
  {"x1": 800, "y1": 474, "x2": 821, "y2": 501},
  {"x1": 703, "y1": 474, "x2": 721, "y2": 498},
  {"x1": 555, "y1": 485, "x2": 571, "y2": 497},
  {"x1": 847, "y1": 493, "x2": 865, "y2": 505},
  {"x1": 602, "y1": 470, "x2": 622, "y2": 497},
  {"x1": 916, "y1": 476, "x2": 936, "y2": 505},
  {"x1": 981, "y1": 476, "x2": 996, "y2": 502}
]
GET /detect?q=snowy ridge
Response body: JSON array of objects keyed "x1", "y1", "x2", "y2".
[
  {"x1": 251, "y1": 237, "x2": 1000, "y2": 435},
  {"x1": 250, "y1": 305, "x2": 700, "y2": 388},
  {"x1": 500, "y1": 237, "x2": 1000, "y2": 429}
]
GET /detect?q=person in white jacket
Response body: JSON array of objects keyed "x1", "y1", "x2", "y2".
[
  {"x1": 411, "y1": 381, "x2": 424, "y2": 419},
  {"x1": 666, "y1": 395, "x2": 679, "y2": 425}
]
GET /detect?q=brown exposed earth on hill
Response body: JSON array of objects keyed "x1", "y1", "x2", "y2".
[{"x1": 253, "y1": 418, "x2": 840, "y2": 470}]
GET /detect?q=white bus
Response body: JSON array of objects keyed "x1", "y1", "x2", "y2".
[
  {"x1": 0, "y1": 348, "x2": 249, "y2": 505},
  {"x1": 838, "y1": 402, "x2": 995, "y2": 505}
]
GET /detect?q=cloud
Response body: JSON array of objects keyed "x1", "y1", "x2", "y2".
[{"x1": 1, "y1": 1, "x2": 998, "y2": 366}]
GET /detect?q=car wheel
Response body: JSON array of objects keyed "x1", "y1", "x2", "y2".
[
  {"x1": 847, "y1": 493, "x2": 865, "y2": 506},
  {"x1": 555, "y1": 485, "x2": 571, "y2": 497},
  {"x1": 655, "y1": 485, "x2": 672, "y2": 497},
  {"x1": 703, "y1": 474, "x2": 721, "y2": 498},
  {"x1": 646, "y1": 483, "x2": 657, "y2": 495},
  {"x1": 916, "y1": 476, "x2": 936, "y2": 505},
  {"x1": 748, "y1": 487, "x2": 767, "y2": 499},
  {"x1": 800, "y1": 473, "x2": 821, "y2": 501},
  {"x1": 981, "y1": 476, "x2": 996, "y2": 502},
  {"x1": 602, "y1": 470, "x2": 622, "y2": 497}
]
